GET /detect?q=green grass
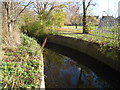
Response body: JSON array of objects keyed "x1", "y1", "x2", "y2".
[
  {"x1": 57, "y1": 25, "x2": 120, "y2": 49},
  {"x1": 2, "y1": 33, "x2": 42, "y2": 88},
  {"x1": 99, "y1": 26, "x2": 119, "y2": 32},
  {"x1": 58, "y1": 28, "x2": 118, "y2": 39},
  {"x1": 63, "y1": 26, "x2": 83, "y2": 29},
  {"x1": 58, "y1": 31, "x2": 119, "y2": 49},
  {"x1": 62, "y1": 26, "x2": 118, "y2": 38},
  {"x1": 91, "y1": 31, "x2": 118, "y2": 39}
]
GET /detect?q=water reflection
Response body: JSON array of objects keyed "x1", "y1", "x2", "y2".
[
  {"x1": 44, "y1": 49, "x2": 110, "y2": 88},
  {"x1": 79, "y1": 64, "x2": 110, "y2": 88}
]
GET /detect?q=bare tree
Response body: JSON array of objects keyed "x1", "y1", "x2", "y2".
[
  {"x1": 0, "y1": 2, "x2": 2, "y2": 45},
  {"x1": 0, "y1": 2, "x2": 2, "y2": 64},
  {"x1": 83, "y1": 0, "x2": 95, "y2": 33},
  {"x1": 2, "y1": 0, "x2": 31, "y2": 47},
  {"x1": 65, "y1": 2, "x2": 82, "y2": 29},
  {"x1": 31, "y1": 0, "x2": 66, "y2": 20}
]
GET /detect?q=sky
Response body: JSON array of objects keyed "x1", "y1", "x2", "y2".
[
  {"x1": 50, "y1": 0, "x2": 120, "y2": 17},
  {"x1": 46, "y1": 0, "x2": 120, "y2": 17},
  {"x1": 0, "y1": 0, "x2": 119, "y2": 17},
  {"x1": 56, "y1": 0, "x2": 120, "y2": 17},
  {"x1": 90, "y1": 0, "x2": 120, "y2": 17}
]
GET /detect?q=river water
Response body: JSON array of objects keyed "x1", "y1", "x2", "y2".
[{"x1": 44, "y1": 48, "x2": 111, "y2": 88}]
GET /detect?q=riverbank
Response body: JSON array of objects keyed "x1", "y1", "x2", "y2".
[
  {"x1": 2, "y1": 34, "x2": 45, "y2": 89},
  {"x1": 46, "y1": 35, "x2": 120, "y2": 72}
]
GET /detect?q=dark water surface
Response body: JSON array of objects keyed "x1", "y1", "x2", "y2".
[{"x1": 44, "y1": 48, "x2": 112, "y2": 88}]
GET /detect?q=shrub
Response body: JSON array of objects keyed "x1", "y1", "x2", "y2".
[{"x1": 20, "y1": 9, "x2": 65, "y2": 38}]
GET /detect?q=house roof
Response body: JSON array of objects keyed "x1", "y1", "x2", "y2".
[{"x1": 101, "y1": 16, "x2": 114, "y2": 20}]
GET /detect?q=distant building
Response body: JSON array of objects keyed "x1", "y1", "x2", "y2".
[
  {"x1": 118, "y1": 1, "x2": 120, "y2": 17},
  {"x1": 118, "y1": 1, "x2": 120, "y2": 23},
  {"x1": 99, "y1": 16, "x2": 117, "y2": 27},
  {"x1": 94, "y1": 16, "x2": 99, "y2": 20}
]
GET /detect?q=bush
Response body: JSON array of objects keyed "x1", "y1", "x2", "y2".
[
  {"x1": 20, "y1": 9, "x2": 65, "y2": 38},
  {"x1": 85, "y1": 19, "x2": 95, "y2": 34},
  {"x1": 21, "y1": 20, "x2": 58, "y2": 38}
]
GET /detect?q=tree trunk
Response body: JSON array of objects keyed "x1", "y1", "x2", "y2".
[
  {"x1": 75, "y1": 23, "x2": 77, "y2": 29},
  {"x1": 2, "y1": 1, "x2": 20, "y2": 47},
  {"x1": 0, "y1": 2, "x2": 2, "y2": 80},
  {"x1": 0, "y1": 2, "x2": 2, "y2": 45},
  {"x1": 83, "y1": 0, "x2": 87, "y2": 33}
]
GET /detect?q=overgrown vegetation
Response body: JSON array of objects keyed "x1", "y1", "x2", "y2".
[
  {"x1": 1, "y1": 33, "x2": 42, "y2": 88},
  {"x1": 21, "y1": 5, "x2": 65, "y2": 38}
]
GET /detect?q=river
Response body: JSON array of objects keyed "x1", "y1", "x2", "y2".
[{"x1": 43, "y1": 42, "x2": 118, "y2": 88}]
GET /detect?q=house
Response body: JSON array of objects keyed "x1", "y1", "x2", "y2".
[
  {"x1": 117, "y1": 16, "x2": 120, "y2": 23},
  {"x1": 99, "y1": 16, "x2": 117, "y2": 27},
  {"x1": 118, "y1": 1, "x2": 120, "y2": 23},
  {"x1": 118, "y1": 1, "x2": 120, "y2": 17}
]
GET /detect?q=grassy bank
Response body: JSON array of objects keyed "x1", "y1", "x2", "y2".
[
  {"x1": 57, "y1": 29, "x2": 119, "y2": 49},
  {"x1": 1, "y1": 33, "x2": 42, "y2": 88},
  {"x1": 63, "y1": 26, "x2": 83, "y2": 29},
  {"x1": 59, "y1": 33, "x2": 118, "y2": 47}
]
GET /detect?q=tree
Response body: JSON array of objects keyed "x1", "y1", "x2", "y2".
[
  {"x1": 65, "y1": 2, "x2": 82, "y2": 29},
  {"x1": 31, "y1": 1, "x2": 66, "y2": 20},
  {"x1": 82, "y1": 0, "x2": 95, "y2": 33},
  {"x1": 0, "y1": 2, "x2": 2, "y2": 65},
  {"x1": 0, "y1": 2, "x2": 2, "y2": 45},
  {"x1": 26, "y1": 1, "x2": 66, "y2": 35},
  {"x1": 2, "y1": 0, "x2": 31, "y2": 47},
  {"x1": 49, "y1": 8, "x2": 65, "y2": 28},
  {"x1": 20, "y1": 1, "x2": 67, "y2": 38}
]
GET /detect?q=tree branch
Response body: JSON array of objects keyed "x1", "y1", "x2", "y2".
[
  {"x1": 14, "y1": 1, "x2": 32, "y2": 22},
  {"x1": 32, "y1": 7, "x2": 38, "y2": 14},
  {"x1": 46, "y1": 4, "x2": 65, "y2": 17},
  {"x1": 86, "y1": 0, "x2": 92, "y2": 11}
]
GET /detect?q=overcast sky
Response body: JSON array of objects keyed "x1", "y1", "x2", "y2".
[
  {"x1": 89, "y1": 0, "x2": 120, "y2": 17},
  {"x1": 0, "y1": 0, "x2": 119, "y2": 17},
  {"x1": 53, "y1": 0, "x2": 120, "y2": 17},
  {"x1": 59, "y1": 0, "x2": 120, "y2": 17}
]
